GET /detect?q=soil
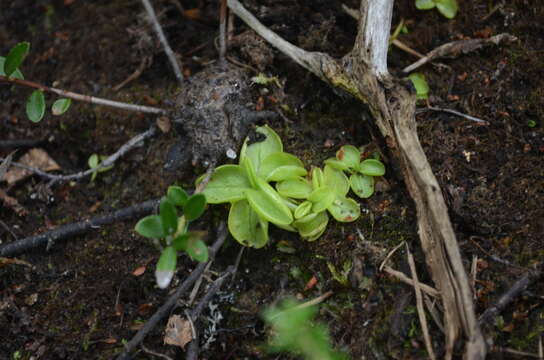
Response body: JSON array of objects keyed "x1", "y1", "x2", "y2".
[{"x1": 1, "y1": 0, "x2": 543, "y2": 359}]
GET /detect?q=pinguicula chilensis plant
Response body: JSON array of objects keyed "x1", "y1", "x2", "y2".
[
  {"x1": 135, "y1": 186, "x2": 207, "y2": 288},
  {"x1": 415, "y1": 0, "x2": 458, "y2": 19},
  {"x1": 199, "y1": 126, "x2": 386, "y2": 246}
]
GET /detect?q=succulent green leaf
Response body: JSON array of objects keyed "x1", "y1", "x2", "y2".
[
  {"x1": 415, "y1": 0, "x2": 436, "y2": 10},
  {"x1": 159, "y1": 199, "x2": 178, "y2": 235},
  {"x1": 259, "y1": 152, "x2": 307, "y2": 182},
  {"x1": 26, "y1": 90, "x2": 45, "y2": 123},
  {"x1": 241, "y1": 155, "x2": 258, "y2": 189},
  {"x1": 276, "y1": 178, "x2": 313, "y2": 199},
  {"x1": 240, "y1": 125, "x2": 283, "y2": 173},
  {"x1": 293, "y1": 211, "x2": 329, "y2": 241},
  {"x1": 324, "y1": 158, "x2": 350, "y2": 171},
  {"x1": 408, "y1": 72, "x2": 430, "y2": 100},
  {"x1": 228, "y1": 200, "x2": 269, "y2": 248},
  {"x1": 311, "y1": 167, "x2": 325, "y2": 190},
  {"x1": 185, "y1": 238, "x2": 208, "y2": 262},
  {"x1": 135, "y1": 215, "x2": 166, "y2": 238},
  {"x1": 294, "y1": 201, "x2": 312, "y2": 219},
  {"x1": 51, "y1": 98, "x2": 71, "y2": 116},
  {"x1": 350, "y1": 173, "x2": 375, "y2": 199},
  {"x1": 5, "y1": 42, "x2": 29, "y2": 77},
  {"x1": 184, "y1": 193, "x2": 206, "y2": 221},
  {"x1": 359, "y1": 159, "x2": 386, "y2": 177},
  {"x1": 323, "y1": 165, "x2": 350, "y2": 196},
  {"x1": 308, "y1": 186, "x2": 336, "y2": 213},
  {"x1": 336, "y1": 145, "x2": 360, "y2": 169},
  {"x1": 155, "y1": 246, "x2": 177, "y2": 289},
  {"x1": 328, "y1": 195, "x2": 360, "y2": 222},
  {"x1": 436, "y1": 0, "x2": 458, "y2": 18},
  {"x1": 88, "y1": 153, "x2": 99, "y2": 168},
  {"x1": 201, "y1": 165, "x2": 251, "y2": 203},
  {"x1": 0, "y1": 57, "x2": 24, "y2": 79},
  {"x1": 172, "y1": 233, "x2": 189, "y2": 251},
  {"x1": 246, "y1": 178, "x2": 293, "y2": 226},
  {"x1": 167, "y1": 186, "x2": 189, "y2": 206}
]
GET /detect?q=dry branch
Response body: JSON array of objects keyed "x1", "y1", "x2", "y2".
[{"x1": 227, "y1": 0, "x2": 488, "y2": 358}]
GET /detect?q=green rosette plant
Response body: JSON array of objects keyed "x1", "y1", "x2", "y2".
[
  {"x1": 325, "y1": 145, "x2": 385, "y2": 199},
  {"x1": 135, "y1": 186, "x2": 207, "y2": 288}
]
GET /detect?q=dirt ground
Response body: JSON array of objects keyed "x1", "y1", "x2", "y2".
[{"x1": 1, "y1": 0, "x2": 543, "y2": 359}]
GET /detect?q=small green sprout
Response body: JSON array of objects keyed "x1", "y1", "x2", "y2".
[
  {"x1": 408, "y1": 72, "x2": 430, "y2": 101},
  {"x1": 88, "y1": 154, "x2": 114, "y2": 182},
  {"x1": 263, "y1": 299, "x2": 348, "y2": 360},
  {"x1": 415, "y1": 0, "x2": 458, "y2": 19},
  {"x1": 135, "y1": 186, "x2": 208, "y2": 288}
]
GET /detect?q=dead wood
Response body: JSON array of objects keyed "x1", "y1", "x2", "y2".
[{"x1": 227, "y1": 0, "x2": 489, "y2": 358}]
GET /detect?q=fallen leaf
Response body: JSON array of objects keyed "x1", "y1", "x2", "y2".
[
  {"x1": 304, "y1": 275, "x2": 318, "y2": 291},
  {"x1": 100, "y1": 338, "x2": 117, "y2": 344},
  {"x1": 2, "y1": 148, "x2": 60, "y2": 185},
  {"x1": 156, "y1": 117, "x2": 171, "y2": 133},
  {"x1": 132, "y1": 265, "x2": 146, "y2": 277},
  {"x1": 164, "y1": 315, "x2": 193, "y2": 349}
]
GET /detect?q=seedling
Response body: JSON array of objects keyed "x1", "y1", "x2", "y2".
[
  {"x1": 1, "y1": 42, "x2": 71, "y2": 122},
  {"x1": 88, "y1": 154, "x2": 114, "y2": 182},
  {"x1": 263, "y1": 299, "x2": 348, "y2": 360},
  {"x1": 415, "y1": 0, "x2": 458, "y2": 19},
  {"x1": 408, "y1": 73, "x2": 430, "y2": 101},
  {"x1": 135, "y1": 186, "x2": 208, "y2": 288},
  {"x1": 325, "y1": 145, "x2": 386, "y2": 199}
]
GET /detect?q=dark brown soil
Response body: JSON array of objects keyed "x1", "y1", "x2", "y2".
[{"x1": 1, "y1": 1, "x2": 543, "y2": 359}]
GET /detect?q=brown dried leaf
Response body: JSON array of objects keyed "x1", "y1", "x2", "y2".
[
  {"x1": 132, "y1": 265, "x2": 146, "y2": 277},
  {"x1": 164, "y1": 314, "x2": 193, "y2": 349},
  {"x1": 2, "y1": 148, "x2": 61, "y2": 185}
]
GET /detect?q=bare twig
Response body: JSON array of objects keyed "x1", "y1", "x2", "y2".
[
  {"x1": 403, "y1": 33, "x2": 518, "y2": 73},
  {"x1": 0, "y1": 76, "x2": 167, "y2": 115},
  {"x1": 1, "y1": 126, "x2": 157, "y2": 186},
  {"x1": 117, "y1": 223, "x2": 228, "y2": 360},
  {"x1": 141, "y1": 344, "x2": 174, "y2": 360},
  {"x1": 113, "y1": 56, "x2": 152, "y2": 91},
  {"x1": 0, "y1": 139, "x2": 43, "y2": 149},
  {"x1": 140, "y1": 0, "x2": 184, "y2": 86},
  {"x1": 383, "y1": 265, "x2": 440, "y2": 298},
  {"x1": 416, "y1": 106, "x2": 489, "y2": 125},
  {"x1": 0, "y1": 198, "x2": 160, "y2": 257},
  {"x1": 219, "y1": 0, "x2": 228, "y2": 62},
  {"x1": 406, "y1": 244, "x2": 436, "y2": 360},
  {"x1": 490, "y1": 346, "x2": 543, "y2": 359}
]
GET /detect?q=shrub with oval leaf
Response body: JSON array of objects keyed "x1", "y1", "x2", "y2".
[{"x1": 134, "y1": 186, "x2": 208, "y2": 288}]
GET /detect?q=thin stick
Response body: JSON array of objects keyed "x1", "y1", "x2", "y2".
[
  {"x1": 113, "y1": 56, "x2": 151, "y2": 91},
  {"x1": 0, "y1": 198, "x2": 160, "y2": 257},
  {"x1": 0, "y1": 76, "x2": 166, "y2": 115},
  {"x1": 403, "y1": 33, "x2": 517, "y2": 73},
  {"x1": 406, "y1": 244, "x2": 436, "y2": 360},
  {"x1": 383, "y1": 265, "x2": 440, "y2": 298},
  {"x1": 117, "y1": 224, "x2": 228, "y2": 360},
  {"x1": 1, "y1": 126, "x2": 157, "y2": 185},
  {"x1": 378, "y1": 240, "x2": 405, "y2": 271},
  {"x1": 416, "y1": 106, "x2": 489, "y2": 125},
  {"x1": 0, "y1": 139, "x2": 43, "y2": 149},
  {"x1": 219, "y1": 0, "x2": 228, "y2": 62},
  {"x1": 140, "y1": 0, "x2": 184, "y2": 86}
]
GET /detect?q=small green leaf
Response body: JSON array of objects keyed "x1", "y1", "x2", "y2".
[
  {"x1": 26, "y1": 90, "x2": 45, "y2": 123},
  {"x1": 88, "y1": 154, "x2": 99, "y2": 169},
  {"x1": 415, "y1": 0, "x2": 436, "y2": 10},
  {"x1": 135, "y1": 215, "x2": 166, "y2": 238},
  {"x1": 324, "y1": 165, "x2": 350, "y2": 197},
  {"x1": 276, "y1": 178, "x2": 313, "y2": 199},
  {"x1": 336, "y1": 145, "x2": 360, "y2": 169},
  {"x1": 172, "y1": 233, "x2": 189, "y2": 251},
  {"x1": 167, "y1": 186, "x2": 189, "y2": 206},
  {"x1": 228, "y1": 200, "x2": 269, "y2": 248},
  {"x1": 293, "y1": 211, "x2": 329, "y2": 241},
  {"x1": 328, "y1": 195, "x2": 360, "y2": 222},
  {"x1": 0, "y1": 57, "x2": 24, "y2": 79},
  {"x1": 186, "y1": 238, "x2": 208, "y2": 262},
  {"x1": 408, "y1": 72, "x2": 430, "y2": 100},
  {"x1": 324, "y1": 158, "x2": 350, "y2": 171},
  {"x1": 308, "y1": 186, "x2": 336, "y2": 213},
  {"x1": 311, "y1": 167, "x2": 325, "y2": 190},
  {"x1": 246, "y1": 178, "x2": 293, "y2": 226},
  {"x1": 241, "y1": 155, "x2": 258, "y2": 189},
  {"x1": 184, "y1": 193, "x2": 206, "y2": 221},
  {"x1": 240, "y1": 125, "x2": 283, "y2": 173},
  {"x1": 51, "y1": 98, "x2": 71, "y2": 116},
  {"x1": 159, "y1": 199, "x2": 178, "y2": 235},
  {"x1": 294, "y1": 201, "x2": 312, "y2": 219},
  {"x1": 155, "y1": 246, "x2": 177, "y2": 289},
  {"x1": 201, "y1": 165, "x2": 251, "y2": 203},
  {"x1": 259, "y1": 152, "x2": 307, "y2": 182},
  {"x1": 359, "y1": 159, "x2": 386, "y2": 177},
  {"x1": 5, "y1": 42, "x2": 30, "y2": 77},
  {"x1": 350, "y1": 173, "x2": 375, "y2": 199},
  {"x1": 436, "y1": 0, "x2": 458, "y2": 18}
]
